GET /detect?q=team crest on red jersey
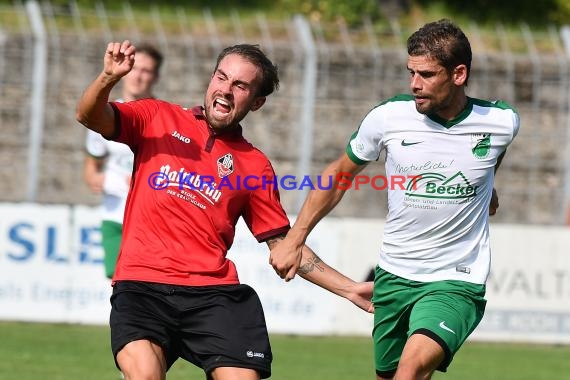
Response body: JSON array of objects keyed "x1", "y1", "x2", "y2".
[{"x1": 217, "y1": 153, "x2": 234, "y2": 177}]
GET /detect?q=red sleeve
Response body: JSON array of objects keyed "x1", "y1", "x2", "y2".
[
  {"x1": 243, "y1": 161, "x2": 290, "y2": 242},
  {"x1": 109, "y1": 99, "x2": 161, "y2": 148}
]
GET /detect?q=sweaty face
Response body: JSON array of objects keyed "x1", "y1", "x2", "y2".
[
  {"x1": 122, "y1": 52, "x2": 158, "y2": 101},
  {"x1": 204, "y1": 54, "x2": 266, "y2": 131},
  {"x1": 407, "y1": 55, "x2": 463, "y2": 120}
]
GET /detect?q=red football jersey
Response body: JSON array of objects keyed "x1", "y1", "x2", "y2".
[{"x1": 109, "y1": 99, "x2": 290, "y2": 286}]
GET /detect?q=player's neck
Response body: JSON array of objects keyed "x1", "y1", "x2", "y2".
[{"x1": 436, "y1": 94, "x2": 468, "y2": 121}]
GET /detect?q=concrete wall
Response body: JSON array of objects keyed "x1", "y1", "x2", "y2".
[{"x1": 1, "y1": 28, "x2": 569, "y2": 224}]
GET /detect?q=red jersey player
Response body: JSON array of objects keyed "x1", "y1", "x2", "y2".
[{"x1": 77, "y1": 40, "x2": 373, "y2": 380}]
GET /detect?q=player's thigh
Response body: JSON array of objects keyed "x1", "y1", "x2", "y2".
[
  {"x1": 177, "y1": 284, "x2": 272, "y2": 379},
  {"x1": 210, "y1": 366, "x2": 260, "y2": 380},
  {"x1": 110, "y1": 281, "x2": 179, "y2": 370},
  {"x1": 409, "y1": 281, "x2": 486, "y2": 371},
  {"x1": 397, "y1": 333, "x2": 445, "y2": 378},
  {"x1": 116, "y1": 339, "x2": 167, "y2": 379},
  {"x1": 372, "y1": 267, "x2": 417, "y2": 377}
]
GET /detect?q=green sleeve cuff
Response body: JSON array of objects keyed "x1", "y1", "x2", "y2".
[{"x1": 345, "y1": 143, "x2": 368, "y2": 165}]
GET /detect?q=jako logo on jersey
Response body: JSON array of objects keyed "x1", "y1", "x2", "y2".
[
  {"x1": 246, "y1": 350, "x2": 265, "y2": 358},
  {"x1": 171, "y1": 130, "x2": 191, "y2": 144},
  {"x1": 404, "y1": 171, "x2": 478, "y2": 199},
  {"x1": 217, "y1": 153, "x2": 234, "y2": 178}
]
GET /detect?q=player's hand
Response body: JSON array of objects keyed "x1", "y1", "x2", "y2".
[
  {"x1": 347, "y1": 281, "x2": 374, "y2": 313},
  {"x1": 103, "y1": 40, "x2": 136, "y2": 81},
  {"x1": 489, "y1": 187, "x2": 499, "y2": 216},
  {"x1": 269, "y1": 237, "x2": 303, "y2": 281}
]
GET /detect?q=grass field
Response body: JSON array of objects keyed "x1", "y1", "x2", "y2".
[{"x1": 1, "y1": 321, "x2": 569, "y2": 379}]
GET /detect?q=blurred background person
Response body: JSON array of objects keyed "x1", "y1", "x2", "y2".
[{"x1": 83, "y1": 43, "x2": 163, "y2": 278}]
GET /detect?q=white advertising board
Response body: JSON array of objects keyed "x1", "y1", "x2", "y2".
[
  {"x1": 0, "y1": 203, "x2": 110, "y2": 324},
  {"x1": 472, "y1": 224, "x2": 570, "y2": 344},
  {"x1": 1, "y1": 203, "x2": 569, "y2": 344}
]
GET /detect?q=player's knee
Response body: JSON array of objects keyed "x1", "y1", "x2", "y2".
[
  {"x1": 119, "y1": 360, "x2": 164, "y2": 380},
  {"x1": 393, "y1": 361, "x2": 434, "y2": 380}
]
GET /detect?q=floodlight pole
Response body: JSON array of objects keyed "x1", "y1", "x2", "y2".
[
  {"x1": 25, "y1": 0, "x2": 47, "y2": 202},
  {"x1": 293, "y1": 15, "x2": 317, "y2": 214}
]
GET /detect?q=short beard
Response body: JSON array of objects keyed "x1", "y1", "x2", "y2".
[{"x1": 415, "y1": 102, "x2": 435, "y2": 115}]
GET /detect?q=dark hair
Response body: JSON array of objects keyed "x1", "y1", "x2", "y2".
[
  {"x1": 407, "y1": 19, "x2": 472, "y2": 85},
  {"x1": 214, "y1": 44, "x2": 279, "y2": 97},
  {"x1": 136, "y1": 43, "x2": 164, "y2": 75}
]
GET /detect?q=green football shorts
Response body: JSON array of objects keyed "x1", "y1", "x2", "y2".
[
  {"x1": 372, "y1": 266, "x2": 486, "y2": 376},
  {"x1": 101, "y1": 220, "x2": 123, "y2": 279}
]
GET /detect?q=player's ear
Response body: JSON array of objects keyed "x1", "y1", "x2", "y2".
[
  {"x1": 453, "y1": 64, "x2": 467, "y2": 86},
  {"x1": 250, "y1": 96, "x2": 266, "y2": 112}
]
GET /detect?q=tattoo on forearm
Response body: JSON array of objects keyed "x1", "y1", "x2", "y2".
[
  {"x1": 266, "y1": 234, "x2": 285, "y2": 250},
  {"x1": 298, "y1": 254, "x2": 325, "y2": 275}
]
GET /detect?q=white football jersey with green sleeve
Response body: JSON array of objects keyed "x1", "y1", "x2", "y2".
[{"x1": 347, "y1": 95, "x2": 519, "y2": 284}]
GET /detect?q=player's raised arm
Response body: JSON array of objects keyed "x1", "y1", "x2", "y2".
[{"x1": 76, "y1": 40, "x2": 136, "y2": 137}]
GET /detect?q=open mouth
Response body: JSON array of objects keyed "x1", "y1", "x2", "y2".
[{"x1": 213, "y1": 98, "x2": 231, "y2": 114}]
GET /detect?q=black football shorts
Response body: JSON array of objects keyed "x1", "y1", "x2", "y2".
[{"x1": 110, "y1": 280, "x2": 272, "y2": 378}]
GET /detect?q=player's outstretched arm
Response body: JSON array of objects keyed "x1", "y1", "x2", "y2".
[
  {"x1": 76, "y1": 40, "x2": 136, "y2": 137},
  {"x1": 297, "y1": 245, "x2": 373, "y2": 313},
  {"x1": 269, "y1": 153, "x2": 367, "y2": 281},
  {"x1": 266, "y1": 236, "x2": 373, "y2": 312}
]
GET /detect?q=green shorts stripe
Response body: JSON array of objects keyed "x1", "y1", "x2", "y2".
[{"x1": 372, "y1": 267, "x2": 486, "y2": 374}]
